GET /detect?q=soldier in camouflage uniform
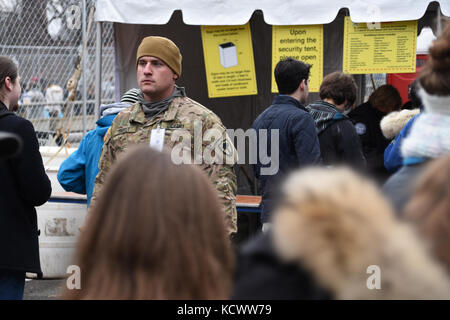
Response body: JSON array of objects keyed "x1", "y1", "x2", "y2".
[{"x1": 91, "y1": 36, "x2": 238, "y2": 235}]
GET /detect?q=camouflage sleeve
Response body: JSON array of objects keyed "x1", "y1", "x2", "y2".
[
  {"x1": 213, "y1": 164, "x2": 238, "y2": 235},
  {"x1": 89, "y1": 126, "x2": 116, "y2": 211},
  {"x1": 201, "y1": 113, "x2": 238, "y2": 235}
]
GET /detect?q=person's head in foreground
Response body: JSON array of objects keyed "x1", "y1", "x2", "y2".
[
  {"x1": 63, "y1": 146, "x2": 234, "y2": 299},
  {"x1": 417, "y1": 22, "x2": 450, "y2": 98},
  {"x1": 401, "y1": 22, "x2": 450, "y2": 162},
  {"x1": 404, "y1": 155, "x2": 450, "y2": 274},
  {"x1": 271, "y1": 166, "x2": 450, "y2": 299}
]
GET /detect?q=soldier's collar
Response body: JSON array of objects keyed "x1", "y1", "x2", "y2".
[
  {"x1": 163, "y1": 97, "x2": 182, "y2": 121},
  {"x1": 129, "y1": 103, "x2": 147, "y2": 124},
  {"x1": 130, "y1": 98, "x2": 181, "y2": 124}
]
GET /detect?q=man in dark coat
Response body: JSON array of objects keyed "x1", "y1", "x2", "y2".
[
  {"x1": 0, "y1": 56, "x2": 51, "y2": 300},
  {"x1": 348, "y1": 84, "x2": 402, "y2": 183},
  {"x1": 252, "y1": 58, "x2": 321, "y2": 230},
  {"x1": 306, "y1": 72, "x2": 366, "y2": 169}
]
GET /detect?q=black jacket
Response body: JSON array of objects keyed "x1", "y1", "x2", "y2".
[
  {"x1": 0, "y1": 102, "x2": 51, "y2": 274},
  {"x1": 252, "y1": 95, "x2": 321, "y2": 223},
  {"x1": 232, "y1": 232, "x2": 332, "y2": 299},
  {"x1": 348, "y1": 101, "x2": 391, "y2": 182},
  {"x1": 307, "y1": 101, "x2": 366, "y2": 168}
]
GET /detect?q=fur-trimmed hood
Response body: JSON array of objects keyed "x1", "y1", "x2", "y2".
[
  {"x1": 380, "y1": 109, "x2": 420, "y2": 140},
  {"x1": 272, "y1": 167, "x2": 450, "y2": 299}
]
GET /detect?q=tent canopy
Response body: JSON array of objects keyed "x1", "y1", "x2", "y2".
[{"x1": 95, "y1": 0, "x2": 449, "y2": 25}]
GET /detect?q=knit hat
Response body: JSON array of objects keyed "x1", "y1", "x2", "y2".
[
  {"x1": 136, "y1": 36, "x2": 182, "y2": 77},
  {"x1": 120, "y1": 88, "x2": 140, "y2": 104}
]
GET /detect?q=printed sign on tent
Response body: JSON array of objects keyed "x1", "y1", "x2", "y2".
[
  {"x1": 343, "y1": 17, "x2": 417, "y2": 74},
  {"x1": 272, "y1": 25, "x2": 323, "y2": 93},
  {"x1": 201, "y1": 23, "x2": 257, "y2": 98}
]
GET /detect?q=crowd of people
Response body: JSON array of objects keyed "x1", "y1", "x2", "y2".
[
  {"x1": 19, "y1": 76, "x2": 112, "y2": 119},
  {"x1": 0, "y1": 21, "x2": 449, "y2": 300}
]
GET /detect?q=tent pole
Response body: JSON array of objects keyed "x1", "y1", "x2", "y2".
[{"x1": 95, "y1": 21, "x2": 103, "y2": 120}]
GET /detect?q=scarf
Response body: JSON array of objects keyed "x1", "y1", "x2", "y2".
[
  {"x1": 138, "y1": 85, "x2": 186, "y2": 119},
  {"x1": 306, "y1": 100, "x2": 346, "y2": 135}
]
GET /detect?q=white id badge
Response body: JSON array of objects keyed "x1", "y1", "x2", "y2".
[{"x1": 149, "y1": 126, "x2": 165, "y2": 152}]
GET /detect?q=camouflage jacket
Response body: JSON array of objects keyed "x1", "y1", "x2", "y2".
[{"x1": 90, "y1": 96, "x2": 238, "y2": 234}]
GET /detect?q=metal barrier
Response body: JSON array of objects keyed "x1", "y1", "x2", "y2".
[
  {"x1": 0, "y1": 0, "x2": 116, "y2": 146},
  {"x1": 17, "y1": 99, "x2": 114, "y2": 146}
]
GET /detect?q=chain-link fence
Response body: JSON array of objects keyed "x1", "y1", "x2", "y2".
[{"x1": 0, "y1": 0, "x2": 115, "y2": 146}]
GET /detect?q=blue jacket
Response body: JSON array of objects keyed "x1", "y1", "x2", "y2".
[
  {"x1": 57, "y1": 113, "x2": 117, "y2": 205},
  {"x1": 384, "y1": 114, "x2": 420, "y2": 173},
  {"x1": 252, "y1": 95, "x2": 322, "y2": 223}
]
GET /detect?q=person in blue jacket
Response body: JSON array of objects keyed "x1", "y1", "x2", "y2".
[
  {"x1": 57, "y1": 88, "x2": 140, "y2": 205},
  {"x1": 384, "y1": 114, "x2": 420, "y2": 173},
  {"x1": 384, "y1": 80, "x2": 423, "y2": 174}
]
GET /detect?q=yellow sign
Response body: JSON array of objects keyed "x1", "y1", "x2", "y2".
[
  {"x1": 201, "y1": 24, "x2": 257, "y2": 98},
  {"x1": 272, "y1": 25, "x2": 323, "y2": 93},
  {"x1": 343, "y1": 17, "x2": 417, "y2": 74}
]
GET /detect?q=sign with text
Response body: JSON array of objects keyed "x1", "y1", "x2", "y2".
[
  {"x1": 343, "y1": 17, "x2": 417, "y2": 74},
  {"x1": 201, "y1": 24, "x2": 257, "y2": 98},
  {"x1": 272, "y1": 25, "x2": 323, "y2": 93}
]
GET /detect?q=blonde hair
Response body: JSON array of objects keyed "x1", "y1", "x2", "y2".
[{"x1": 272, "y1": 167, "x2": 450, "y2": 299}]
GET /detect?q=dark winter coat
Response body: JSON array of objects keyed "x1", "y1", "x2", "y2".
[
  {"x1": 0, "y1": 102, "x2": 51, "y2": 274},
  {"x1": 307, "y1": 100, "x2": 366, "y2": 168},
  {"x1": 232, "y1": 232, "x2": 333, "y2": 300},
  {"x1": 252, "y1": 95, "x2": 321, "y2": 223},
  {"x1": 349, "y1": 101, "x2": 391, "y2": 182}
]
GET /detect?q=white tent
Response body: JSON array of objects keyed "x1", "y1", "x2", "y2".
[
  {"x1": 417, "y1": 27, "x2": 438, "y2": 54},
  {"x1": 93, "y1": 0, "x2": 448, "y2": 100},
  {"x1": 95, "y1": 0, "x2": 449, "y2": 25}
]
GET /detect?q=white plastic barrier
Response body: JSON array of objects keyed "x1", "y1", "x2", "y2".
[
  {"x1": 36, "y1": 198, "x2": 87, "y2": 278},
  {"x1": 33, "y1": 147, "x2": 87, "y2": 279}
]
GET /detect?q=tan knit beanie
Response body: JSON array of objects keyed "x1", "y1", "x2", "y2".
[{"x1": 136, "y1": 36, "x2": 182, "y2": 77}]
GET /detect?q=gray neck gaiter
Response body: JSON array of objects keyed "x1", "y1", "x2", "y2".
[{"x1": 139, "y1": 85, "x2": 186, "y2": 119}]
